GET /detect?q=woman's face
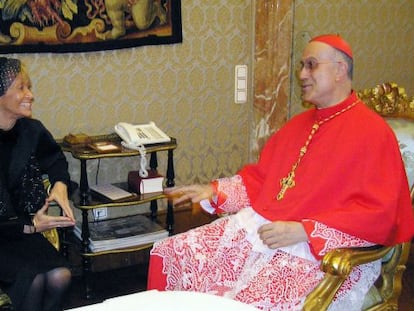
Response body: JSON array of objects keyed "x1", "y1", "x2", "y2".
[{"x1": 0, "y1": 70, "x2": 34, "y2": 121}]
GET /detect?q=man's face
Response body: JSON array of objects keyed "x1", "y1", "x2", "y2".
[
  {"x1": 0, "y1": 71, "x2": 34, "y2": 120},
  {"x1": 298, "y1": 42, "x2": 342, "y2": 108}
]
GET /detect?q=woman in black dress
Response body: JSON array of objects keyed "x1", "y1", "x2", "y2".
[{"x1": 0, "y1": 57, "x2": 75, "y2": 311}]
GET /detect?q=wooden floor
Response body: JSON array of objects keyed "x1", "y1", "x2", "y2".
[
  {"x1": 63, "y1": 263, "x2": 148, "y2": 310},
  {"x1": 63, "y1": 206, "x2": 214, "y2": 310},
  {"x1": 400, "y1": 259, "x2": 414, "y2": 310}
]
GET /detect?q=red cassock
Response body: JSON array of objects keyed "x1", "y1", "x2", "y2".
[{"x1": 147, "y1": 92, "x2": 414, "y2": 310}]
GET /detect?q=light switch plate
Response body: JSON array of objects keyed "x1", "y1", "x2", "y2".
[{"x1": 234, "y1": 65, "x2": 248, "y2": 104}]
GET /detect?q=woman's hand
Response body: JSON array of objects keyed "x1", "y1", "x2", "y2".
[
  {"x1": 47, "y1": 181, "x2": 75, "y2": 221},
  {"x1": 32, "y1": 202, "x2": 75, "y2": 233},
  {"x1": 257, "y1": 221, "x2": 308, "y2": 249}
]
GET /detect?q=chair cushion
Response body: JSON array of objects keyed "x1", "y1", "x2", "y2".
[
  {"x1": 361, "y1": 285, "x2": 383, "y2": 310},
  {"x1": 386, "y1": 118, "x2": 414, "y2": 188},
  {"x1": 0, "y1": 288, "x2": 13, "y2": 309}
]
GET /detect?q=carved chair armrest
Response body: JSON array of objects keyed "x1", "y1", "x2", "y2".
[
  {"x1": 42, "y1": 228, "x2": 60, "y2": 251},
  {"x1": 302, "y1": 245, "x2": 393, "y2": 311}
]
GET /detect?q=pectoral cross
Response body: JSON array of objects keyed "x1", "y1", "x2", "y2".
[{"x1": 276, "y1": 171, "x2": 296, "y2": 200}]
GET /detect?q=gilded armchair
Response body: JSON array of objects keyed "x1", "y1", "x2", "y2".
[{"x1": 303, "y1": 82, "x2": 414, "y2": 311}]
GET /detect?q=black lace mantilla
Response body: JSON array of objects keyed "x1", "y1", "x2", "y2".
[
  {"x1": 14, "y1": 155, "x2": 47, "y2": 214},
  {"x1": 0, "y1": 187, "x2": 10, "y2": 218}
]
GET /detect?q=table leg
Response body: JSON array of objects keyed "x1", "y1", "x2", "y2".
[
  {"x1": 166, "y1": 150, "x2": 175, "y2": 234},
  {"x1": 80, "y1": 159, "x2": 89, "y2": 205},
  {"x1": 81, "y1": 209, "x2": 92, "y2": 299}
]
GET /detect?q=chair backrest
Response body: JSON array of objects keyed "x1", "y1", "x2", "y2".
[
  {"x1": 357, "y1": 82, "x2": 414, "y2": 188},
  {"x1": 357, "y1": 82, "x2": 414, "y2": 309}
]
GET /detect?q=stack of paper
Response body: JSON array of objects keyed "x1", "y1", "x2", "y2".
[{"x1": 73, "y1": 214, "x2": 169, "y2": 252}]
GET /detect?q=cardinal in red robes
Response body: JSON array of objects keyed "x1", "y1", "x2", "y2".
[{"x1": 147, "y1": 34, "x2": 414, "y2": 311}]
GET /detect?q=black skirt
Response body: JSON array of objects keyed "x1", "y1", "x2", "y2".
[{"x1": 0, "y1": 233, "x2": 69, "y2": 309}]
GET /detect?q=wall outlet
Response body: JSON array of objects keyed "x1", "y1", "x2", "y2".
[{"x1": 93, "y1": 207, "x2": 108, "y2": 220}]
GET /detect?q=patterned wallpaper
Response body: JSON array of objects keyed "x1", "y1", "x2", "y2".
[
  {"x1": 290, "y1": 0, "x2": 414, "y2": 118},
  {"x1": 3, "y1": 1, "x2": 254, "y2": 188},
  {"x1": 2, "y1": 0, "x2": 413, "y2": 196}
]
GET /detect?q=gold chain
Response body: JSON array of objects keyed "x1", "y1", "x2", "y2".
[{"x1": 276, "y1": 99, "x2": 360, "y2": 200}]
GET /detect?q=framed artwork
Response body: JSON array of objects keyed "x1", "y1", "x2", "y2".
[{"x1": 0, "y1": 0, "x2": 182, "y2": 53}]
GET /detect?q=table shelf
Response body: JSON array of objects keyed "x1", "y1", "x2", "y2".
[{"x1": 60, "y1": 134, "x2": 177, "y2": 299}]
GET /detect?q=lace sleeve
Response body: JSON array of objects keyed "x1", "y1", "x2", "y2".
[{"x1": 211, "y1": 175, "x2": 252, "y2": 214}]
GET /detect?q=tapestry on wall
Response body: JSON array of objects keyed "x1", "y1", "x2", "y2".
[{"x1": 0, "y1": 0, "x2": 182, "y2": 53}]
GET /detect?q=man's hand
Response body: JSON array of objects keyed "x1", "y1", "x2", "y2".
[
  {"x1": 164, "y1": 184, "x2": 215, "y2": 205},
  {"x1": 257, "y1": 221, "x2": 308, "y2": 249}
]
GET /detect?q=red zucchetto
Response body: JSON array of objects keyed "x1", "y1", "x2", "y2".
[{"x1": 310, "y1": 34, "x2": 353, "y2": 59}]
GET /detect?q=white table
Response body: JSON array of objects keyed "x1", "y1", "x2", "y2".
[{"x1": 66, "y1": 290, "x2": 260, "y2": 311}]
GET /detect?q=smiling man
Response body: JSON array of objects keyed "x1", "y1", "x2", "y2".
[{"x1": 148, "y1": 34, "x2": 414, "y2": 311}]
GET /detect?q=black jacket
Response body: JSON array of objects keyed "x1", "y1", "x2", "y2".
[{"x1": 0, "y1": 118, "x2": 70, "y2": 238}]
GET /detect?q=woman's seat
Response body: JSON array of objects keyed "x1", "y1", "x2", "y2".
[{"x1": 0, "y1": 178, "x2": 62, "y2": 309}]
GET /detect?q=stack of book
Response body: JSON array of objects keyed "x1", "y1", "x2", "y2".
[
  {"x1": 73, "y1": 214, "x2": 169, "y2": 253},
  {"x1": 128, "y1": 170, "x2": 164, "y2": 194}
]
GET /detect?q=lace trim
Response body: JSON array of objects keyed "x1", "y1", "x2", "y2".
[
  {"x1": 151, "y1": 214, "x2": 324, "y2": 310},
  {"x1": 309, "y1": 221, "x2": 375, "y2": 257},
  {"x1": 215, "y1": 175, "x2": 251, "y2": 213},
  {"x1": 151, "y1": 191, "x2": 379, "y2": 310},
  {"x1": 328, "y1": 261, "x2": 381, "y2": 311}
]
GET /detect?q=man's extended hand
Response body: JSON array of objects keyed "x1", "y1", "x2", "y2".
[{"x1": 164, "y1": 184, "x2": 215, "y2": 205}]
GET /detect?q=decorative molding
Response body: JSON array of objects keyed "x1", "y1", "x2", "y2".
[{"x1": 358, "y1": 82, "x2": 414, "y2": 119}]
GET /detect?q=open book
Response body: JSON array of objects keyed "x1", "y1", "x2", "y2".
[{"x1": 89, "y1": 184, "x2": 136, "y2": 201}]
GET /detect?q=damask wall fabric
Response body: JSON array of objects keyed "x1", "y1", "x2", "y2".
[
  {"x1": 1, "y1": 0, "x2": 413, "y2": 206},
  {"x1": 290, "y1": 0, "x2": 414, "y2": 119},
  {"x1": 254, "y1": 0, "x2": 414, "y2": 156},
  {"x1": 6, "y1": 1, "x2": 254, "y2": 191}
]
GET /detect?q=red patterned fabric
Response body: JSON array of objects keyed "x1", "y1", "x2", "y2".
[
  {"x1": 147, "y1": 92, "x2": 414, "y2": 310},
  {"x1": 149, "y1": 205, "x2": 379, "y2": 310},
  {"x1": 238, "y1": 92, "x2": 414, "y2": 247}
]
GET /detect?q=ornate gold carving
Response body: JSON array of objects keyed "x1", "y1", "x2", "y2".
[
  {"x1": 303, "y1": 246, "x2": 394, "y2": 311},
  {"x1": 358, "y1": 82, "x2": 414, "y2": 119}
]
